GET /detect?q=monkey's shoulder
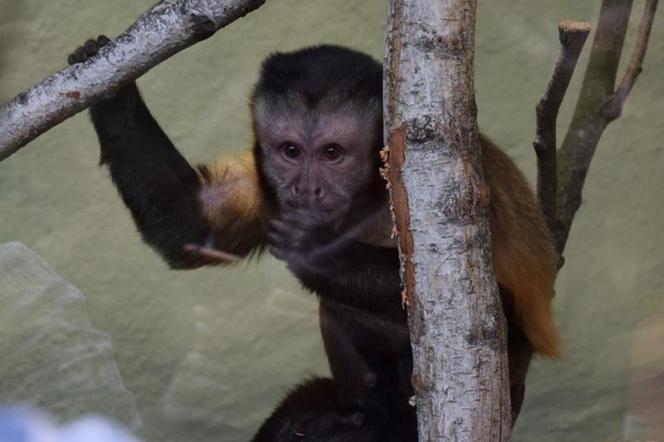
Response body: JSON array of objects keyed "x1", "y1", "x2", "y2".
[{"x1": 198, "y1": 151, "x2": 266, "y2": 231}]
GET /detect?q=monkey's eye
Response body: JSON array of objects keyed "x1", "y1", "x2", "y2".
[
  {"x1": 323, "y1": 145, "x2": 343, "y2": 162},
  {"x1": 282, "y1": 144, "x2": 301, "y2": 159}
]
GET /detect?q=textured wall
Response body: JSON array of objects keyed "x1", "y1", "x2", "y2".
[{"x1": 0, "y1": 1, "x2": 662, "y2": 441}]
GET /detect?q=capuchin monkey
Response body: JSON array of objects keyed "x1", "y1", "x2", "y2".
[{"x1": 68, "y1": 36, "x2": 559, "y2": 441}]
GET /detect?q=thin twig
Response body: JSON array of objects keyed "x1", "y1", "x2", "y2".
[
  {"x1": 182, "y1": 243, "x2": 241, "y2": 263},
  {"x1": 604, "y1": 0, "x2": 659, "y2": 121},
  {"x1": 534, "y1": 20, "x2": 591, "y2": 233}
]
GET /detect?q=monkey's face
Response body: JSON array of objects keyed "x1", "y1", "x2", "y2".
[{"x1": 256, "y1": 109, "x2": 381, "y2": 226}]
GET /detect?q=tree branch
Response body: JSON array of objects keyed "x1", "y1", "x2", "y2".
[
  {"x1": 604, "y1": 0, "x2": 659, "y2": 121},
  {"x1": 0, "y1": 0, "x2": 265, "y2": 161},
  {"x1": 554, "y1": 0, "x2": 657, "y2": 254},
  {"x1": 534, "y1": 20, "x2": 590, "y2": 234}
]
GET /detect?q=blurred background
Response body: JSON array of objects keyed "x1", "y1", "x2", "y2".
[{"x1": 0, "y1": 1, "x2": 662, "y2": 441}]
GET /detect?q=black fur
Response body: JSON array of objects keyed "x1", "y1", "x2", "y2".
[
  {"x1": 252, "y1": 378, "x2": 416, "y2": 442},
  {"x1": 70, "y1": 37, "x2": 213, "y2": 269},
  {"x1": 254, "y1": 45, "x2": 383, "y2": 111}
]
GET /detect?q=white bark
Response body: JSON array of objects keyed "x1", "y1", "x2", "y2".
[
  {"x1": 383, "y1": 1, "x2": 511, "y2": 440},
  {"x1": 0, "y1": 0, "x2": 265, "y2": 161}
]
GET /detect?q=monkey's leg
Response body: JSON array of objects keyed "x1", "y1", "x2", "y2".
[
  {"x1": 319, "y1": 301, "x2": 379, "y2": 411},
  {"x1": 251, "y1": 377, "x2": 336, "y2": 442},
  {"x1": 319, "y1": 300, "x2": 417, "y2": 440},
  {"x1": 253, "y1": 378, "x2": 417, "y2": 442},
  {"x1": 252, "y1": 378, "x2": 378, "y2": 442}
]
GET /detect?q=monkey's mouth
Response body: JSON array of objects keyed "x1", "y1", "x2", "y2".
[
  {"x1": 282, "y1": 200, "x2": 351, "y2": 229},
  {"x1": 309, "y1": 206, "x2": 350, "y2": 228}
]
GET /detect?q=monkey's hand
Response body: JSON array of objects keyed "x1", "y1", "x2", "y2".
[
  {"x1": 268, "y1": 212, "x2": 357, "y2": 280},
  {"x1": 67, "y1": 35, "x2": 111, "y2": 66},
  {"x1": 269, "y1": 210, "x2": 402, "y2": 315}
]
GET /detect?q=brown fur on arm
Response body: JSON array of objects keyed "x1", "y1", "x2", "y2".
[
  {"x1": 482, "y1": 135, "x2": 561, "y2": 358},
  {"x1": 192, "y1": 151, "x2": 269, "y2": 264}
]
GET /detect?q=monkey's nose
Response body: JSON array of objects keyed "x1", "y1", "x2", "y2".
[{"x1": 291, "y1": 184, "x2": 324, "y2": 201}]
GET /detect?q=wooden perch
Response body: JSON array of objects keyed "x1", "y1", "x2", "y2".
[
  {"x1": 534, "y1": 20, "x2": 590, "y2": 235},
  {"x1": 0, "y1": 0, "x2": 265, "y2": 161},
  {"x1": 554, "y1": 0, "x2": 658, "y2": 254}
]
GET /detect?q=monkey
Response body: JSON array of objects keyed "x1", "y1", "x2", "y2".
[{"x1": 68, "y1": 36, "x2": 559, "y2": 441}]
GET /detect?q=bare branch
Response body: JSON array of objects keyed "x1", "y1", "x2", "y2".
[
  {"x1": 0, "y1": 0, "x2": 265, "y2": 161},
  {"x1": 534, "y1": 20, "x2": 591, "y2": 233},
  {"x1": 604, "y1": 0, "x2": 659, "y2": 121},
  {"x1": 555, "y1": 0, "x2": 635, "y2": 253}
]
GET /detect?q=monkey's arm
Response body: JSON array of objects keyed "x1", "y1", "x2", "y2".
[
  {"x1": 71, "y1": 38, "x2": 266, "y2": 268},
  {"x1": 269, "y1": 218, "x2": 403, "y2": 316},
  {"x1": 90, "y1": 84, "x2": 266, "y2": 268},
  {"x1": 90, "y1": 84, "x2": 199, "y2": 268},
  {"x1": 307, "y1": 243, "x2": 402, "y2": 315}
]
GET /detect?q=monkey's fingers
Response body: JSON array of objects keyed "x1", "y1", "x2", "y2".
[
  {"x1": 279, "y1": 210, "x2": 332, "y2": 230},
  {"x1": 269, "y1": 219, "x2": 309, "y2": 248},
  {"x1": 67, "y1": 35, "x2": 111, "y2": 65},
  {"x1": 268, "y1": 244, "x2": 289, "y2": 262},
  {"x1": 267, "y1": 221, "x2": 289, "y2": 248}
]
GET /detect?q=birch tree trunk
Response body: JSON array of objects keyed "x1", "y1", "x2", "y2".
[{"x1": 383, "y1": 0, "x2": 511, "y2": 440}]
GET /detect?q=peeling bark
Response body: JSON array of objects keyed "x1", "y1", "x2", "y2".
[
  {"x1": 0, "y1": 0, "x2": 265, "y2": 161},
  {"x1": 384, "y1": 1, "x2": 511, "y2": 440}
]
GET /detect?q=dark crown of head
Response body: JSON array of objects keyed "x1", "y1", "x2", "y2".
[{"x1": 254, "y1": 45, "x2": 383, "y2": 109}]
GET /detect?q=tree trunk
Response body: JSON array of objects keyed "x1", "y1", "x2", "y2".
[{"x1": 383, "y1": 0, "x2": 511, "y2": 441}]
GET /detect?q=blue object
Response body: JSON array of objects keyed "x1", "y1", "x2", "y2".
[{"x1": 0, "y1": 408, "x2": 141, "y2": 442}]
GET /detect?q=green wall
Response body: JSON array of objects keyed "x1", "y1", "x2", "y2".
[{"x1": 1, "y1": 1, "x2": 663, "y2": 441}]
